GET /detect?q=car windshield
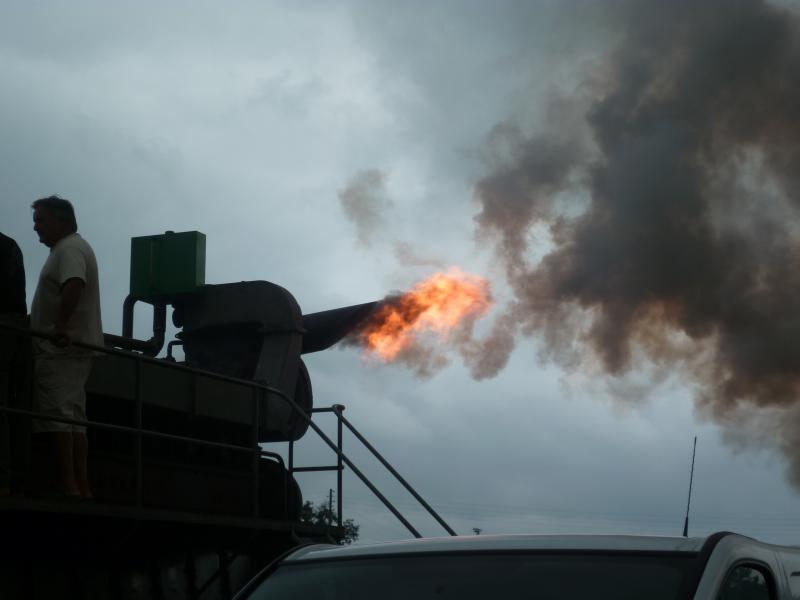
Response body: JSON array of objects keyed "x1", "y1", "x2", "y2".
[{"x1": 244, "y1": 551, "x2": 697, "y2": 600}]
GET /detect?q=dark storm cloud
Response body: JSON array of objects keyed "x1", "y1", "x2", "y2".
[
  {"x1": 345, "y1": 0, "x2": 616, "y2": 186},
  {"x1": 473, "y1": 0, "x2": 800, "y2": 481}
]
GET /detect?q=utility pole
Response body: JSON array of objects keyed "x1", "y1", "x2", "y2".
[{"x1": 329, "y1": 488, "x2": 334, "y2": 527}]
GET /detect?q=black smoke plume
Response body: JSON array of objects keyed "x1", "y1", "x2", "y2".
[
  {"x1": 473, "y1": 0, "x2": 800, "y2": 482},
  {"x1": 338, "y1": 168, "x2": 391, "y2": 246}
]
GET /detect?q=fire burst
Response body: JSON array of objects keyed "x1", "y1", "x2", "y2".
[{"x1": 359, "y1": 268, "x2": 493, "y2": 361}]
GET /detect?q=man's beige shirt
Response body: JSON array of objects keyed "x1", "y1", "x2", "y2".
[{"x1": 31, "y1": 233, "x2": 103, "y2": 357}]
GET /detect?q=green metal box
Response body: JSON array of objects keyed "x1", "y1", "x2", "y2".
[{"x1": 130, "y1": 231, "x2": 206, "y2": 300}]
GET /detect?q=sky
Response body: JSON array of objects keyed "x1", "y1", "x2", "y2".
[{"x1": 3, "y1": 0, "x2": 800, "y2": 545}]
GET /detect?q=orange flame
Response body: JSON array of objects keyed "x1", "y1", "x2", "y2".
[{"x1": 360, "y1": 268, "x2": 493, "y2": 361}]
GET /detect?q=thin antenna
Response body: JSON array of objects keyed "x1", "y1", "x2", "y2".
[{"x1": 682, "y1": 436, "x2": 697, "y2": 537}]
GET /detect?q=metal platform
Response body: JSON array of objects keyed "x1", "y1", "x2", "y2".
[{"x1": 0, "y1": 495, "x2": 342, "y2": 600}]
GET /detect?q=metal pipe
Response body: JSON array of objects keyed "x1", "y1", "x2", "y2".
[
  {"x1": 301, "y1": 301, "x2": 378, "y2": 354},
  {"x1": 122, "y1": 294, "x2": 136, "y2": 338},
  {"x1": 103, "y1": 333, "x2": 155, "y2": 354},
  {"x1": 166, "y1": 340, "x2": 183, "y2": 361},
  {"x1": 256, "y1": 450, "x2": 286, "y2": 472},
  {"x1": 287, "y1": 439, "x2": 294, "y2": 522},
  {"x1": 251, "y1": 387, "x2": 260, "y2": 518},
  {"x1": 151, "y1": 302, "x2": 167, "y2": 356},
  {"x1": 110, "y1": 297, "x2": 166, "y2": 356},
  {"x1": 335, "y1": 404, "x2": 344, "y2": 528},
  {"x1": 135, "y1": 357, "x2": 143, "y2": 508},
  {"x1": 291, "y1": 466, "x2": 341, "y2": 473}
]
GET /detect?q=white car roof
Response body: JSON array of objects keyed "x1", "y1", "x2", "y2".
[{"x1": 287, "y1": 534, "x2": 708, "y2": 562}]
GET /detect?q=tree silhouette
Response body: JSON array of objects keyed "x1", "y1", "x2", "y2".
[{"x1": 300, "y1": 499, "x2": 360, "y2": 545}]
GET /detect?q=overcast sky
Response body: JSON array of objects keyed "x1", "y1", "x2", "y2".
[{"x1": 3, "y1": 0, "x2": 800, "y2": 545}]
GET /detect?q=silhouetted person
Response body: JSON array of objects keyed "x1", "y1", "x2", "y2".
[
  {"x1": 30, "y1": 196, "x2": 102, "y2": 499},
  {"x1": 0, "y1": 232, "x2": 27, "y2": 496}
]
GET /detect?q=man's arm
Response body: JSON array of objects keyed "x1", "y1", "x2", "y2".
[{"x1": 54, "y1": 277, "x2": 85, "y2": 345}]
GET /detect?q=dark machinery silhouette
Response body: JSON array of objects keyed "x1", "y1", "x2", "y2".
[{"x1": 4, "y1": 231, "x2": 381, "y2": 599}]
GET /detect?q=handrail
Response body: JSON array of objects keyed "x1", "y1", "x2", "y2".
[
  {"x1": 0, "y1": 323, "x2": 433, "y2": 538},
  {"x1": 338, "y1": 412, "x2": 457, "y2": 536},
  {"x1": 0, "y1": 405, "x2": 279, "y2": 460},
  {"x1": 299, "y1": 407, "x2": 457, "y2": 536},
  {"x1": 285, "y1": 403, "x2": 423, "y2": 537}
]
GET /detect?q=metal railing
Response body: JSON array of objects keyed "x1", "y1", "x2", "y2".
[
  {"x1": 0, "y1": 323, "x2": 456, "y2": 538},
  {"x1": 290, "y1": 406, "x2": 457, "y2": 537}
]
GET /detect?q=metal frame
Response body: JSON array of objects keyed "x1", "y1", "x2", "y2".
[
  {"x1": 0, "y1": 323, "x2": 456, "y2": 538},
  {"x1": 289, "y1": 407, "x2": 456, "y2": 537}
]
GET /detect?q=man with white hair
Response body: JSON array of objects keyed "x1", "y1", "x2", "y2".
[{"x1": 31, "y1": 195, "x2": 102, "y2": 499}]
